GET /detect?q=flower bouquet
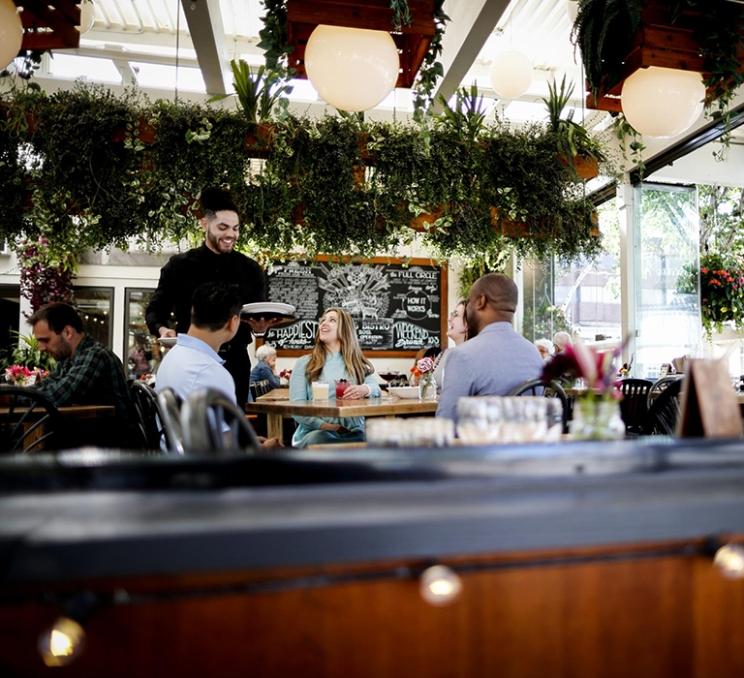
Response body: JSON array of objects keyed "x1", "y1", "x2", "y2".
[
  {"x1": 414, "y1": 357, "x2": 437, "y2": 400},
  {"x1": 4, "y1": 365, "x2": 49, "y2": 387},
  {"x1": 541, "y1": 339, "x2": 625, "y2": 440}
]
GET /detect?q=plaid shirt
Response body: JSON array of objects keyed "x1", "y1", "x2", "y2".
[{"x1": 36, "y1": 335, "x2": 132, "y2": 420}]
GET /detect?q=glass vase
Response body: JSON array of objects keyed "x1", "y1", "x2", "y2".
[
  {"x1": 570, "y1": 395, "x2": 625, "y2": 440},
  {"x1": 418, "y1": 374, "x2": 437, "y2": 401}
]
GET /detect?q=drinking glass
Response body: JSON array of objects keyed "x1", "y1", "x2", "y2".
[
  {"x1": 456, "y1": 396, "x2": 559, "y2": 444},
  {"x1": 311, "y1": 381, "x2": 329, "y2": 400},
  {"x1": 366, "y1": 417, "x2": 454, "y2": 447}
]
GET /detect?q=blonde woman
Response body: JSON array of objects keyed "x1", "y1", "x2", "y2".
[{"x1": 289, "y1": 308, "x2": 380, "y2": 447}]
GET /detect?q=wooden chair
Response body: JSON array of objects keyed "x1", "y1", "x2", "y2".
[
  {"x1": 643, "y1": 378, "x2": 684, "y2": 435},
  {"x1": 508, "y1": 379, "x2": 570, "y2": 434},
  {"x1": 129, "y1": 381, "x2": 166, "y2": 451},
  {"x1": 619, "y1": 378, "x2": 654, "y2": 436},
  {"x1": 181, "y1": 389, "x2": 261, "y2": 454},
  {"x1": 0, "y1": 386, "x2": 59, "y2": 453},
  {"x1": 156, "y1": 388, "x2": 185, "y2": 454}
]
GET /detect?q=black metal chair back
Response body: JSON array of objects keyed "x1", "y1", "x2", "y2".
[
  {"x1": 130, "y1": 381, "x2": 165, "y2": 450},
  {"x1": 508, "y1": 378, "x2": 570, "y2": 433},
  {"x1": 646, "y1": 375, "x2": 684, "y2": 409},
  {"x1": 643, "y1": 378, "x2": 684, "y2": 435},
  {"x1": 156, "y1": 388, "x2": 185, "y2": 454},
  {"x1": 181, "y1": 389, "x2": 260, "y2": 454},
  {"x1": 619, "y1": 378, "x2": 654, "y2": 435},
  {"x1": 0, "y1": 386, "x2": 60, "y2": 453},
  {"x1": 249, "y1": 379, "x2": 272, "y2": 401}
]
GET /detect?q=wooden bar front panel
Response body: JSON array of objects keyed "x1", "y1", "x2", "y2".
[{"x1": 1, "y1": 541, "x2": 743, "y2": 677}]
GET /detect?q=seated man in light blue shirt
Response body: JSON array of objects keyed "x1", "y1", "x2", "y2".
[
  {"x1": 436, "y1": 273, "x2": 544, "y2": 423},
  {"x1": 155, "y1": 281, "x2": 242, "y2": 405}
]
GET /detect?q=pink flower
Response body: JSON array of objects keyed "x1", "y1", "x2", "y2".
[{"x1": 417, "y1": 357, "x2": 435, "y2": 374}]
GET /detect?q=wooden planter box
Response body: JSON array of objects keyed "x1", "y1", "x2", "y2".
[
  {"x1": 586, "y1": 0, "x2": 744, "y2": 112},
  {"x1": 285, "y1": 0, "x2": 436, "y2": 89},
  {"x1": 560, "y1": 154, "x2": 600, "y2": 182}
]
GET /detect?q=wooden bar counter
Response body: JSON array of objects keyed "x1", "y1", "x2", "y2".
[{"x1": 2, "y1": 439, "x2": 744, "y2": 676}]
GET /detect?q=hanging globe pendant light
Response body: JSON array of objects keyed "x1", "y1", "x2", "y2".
[
  {"x1": 621, "y1": 66, "x2": 705, "y2": 138},
  {"x1": 79, "y1": 1, "x2": 96, "y2": 34},
  {"x1": 0, "y1": 0, "x2": 23, "y2": 71},
  {"x1": 489, "y1": 50, "x2": 533, "y2": 99},
  {"x1": 304, "y1": 24, "x2": 400, "y2": 112}
]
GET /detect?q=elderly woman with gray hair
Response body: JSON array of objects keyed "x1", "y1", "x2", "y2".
[{"x1": 250, "y1": 344, "x2": 281, "y2": 391}]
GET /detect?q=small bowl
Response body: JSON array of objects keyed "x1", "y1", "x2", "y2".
[{"x1": 389, "y1": 386, "x2": 419, "y2": 400}]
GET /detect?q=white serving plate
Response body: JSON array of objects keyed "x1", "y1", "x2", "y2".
[
  {"x1": 241, "y1": 302, "x2": 296, "y2": 316},
  {"x1": 157, "y1": 336, "x2": 177, "y2": 347},
  {"x1": 389, "y1": 386, "x2": 420, "y2": 399}
]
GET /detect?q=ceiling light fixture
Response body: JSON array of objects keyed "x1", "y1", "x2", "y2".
[
  {"x1": 78, "y1": 1, "x2": 96, "y2": 35},
  {"x1": 0, "y1": 0, "x2": 23, "y2": 71},
  {"x1": 489, "y1": 50, "x2": 533, "y2": 100},
  {"x1": 621, "y1": 66, "x2": 705, "y2": 138},
  {"x1": 304, "y1": 24, "x2": 399, "y2": 112}
]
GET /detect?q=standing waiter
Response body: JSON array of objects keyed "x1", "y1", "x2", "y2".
[{"x1": 146, "y1": 187, "x2": 269, "y2": 405}]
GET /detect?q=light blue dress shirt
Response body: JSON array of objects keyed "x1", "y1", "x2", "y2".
[
  {"x1": 436, "y1": 322, "x2": 544, "y2": 423},
  {"x1": 289, "y1": 352, "x2": 381, "y2": 447},
  {"x1": 155, "y1": 334, "x2": 236, "y2": 405}
]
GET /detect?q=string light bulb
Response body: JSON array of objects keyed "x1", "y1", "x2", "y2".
[
  {"x1": 714, "y1": 543, "x2": 744, "y2": 579},
  {"x1": 38, "y1": 617, "x2": 86, "y2": 667},
  {"x1": 0, "y1": 0, "x2": 23, "y2": 71},
  {"x1": 419, "y1": 565, "x2": 462, "y2": 606}
]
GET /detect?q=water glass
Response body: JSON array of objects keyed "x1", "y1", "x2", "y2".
[
  {"x1": 311, "y1": 381, "x2": 329, "y2": 400},
  {"x1": 456, "y1": 396, "x2": 562, "y2": 444},
  {"x1": 366, "y1": 417, "x2": 454, "y2": 447}
]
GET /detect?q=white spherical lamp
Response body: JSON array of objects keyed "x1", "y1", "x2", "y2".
[
  {"x1": 0, "y1": 0, "x2": 23, "y2": 71},
  {"x1": 489, "y1": 50, "x2": 533, "y2": 99},
  {"x1": 621, "y1": 66, "x2": 705, "y2": 138},
  {"x1": 78, "y1": 1, "x2": 96, "y2": 34},
  {"x1": 304, "y1": 24, "x2": 399, "y2": 112}
]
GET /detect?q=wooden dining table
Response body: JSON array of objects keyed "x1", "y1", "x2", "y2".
[{"x1": 245, "y1": 388, "x2": 438, "y2": 444}]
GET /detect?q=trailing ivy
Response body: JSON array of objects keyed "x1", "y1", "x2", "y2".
[{"x1": 0, "y1": 81, "x2": 606, "y2": 263}]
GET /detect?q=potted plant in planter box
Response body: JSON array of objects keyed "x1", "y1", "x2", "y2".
[{"x1": 543, "y1": 76, "x2": 605, "y2": 181}]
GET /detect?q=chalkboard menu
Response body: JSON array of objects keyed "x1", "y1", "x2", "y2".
[{"x1": 263, "y1": 257, "x2": 447, "y2": 356}]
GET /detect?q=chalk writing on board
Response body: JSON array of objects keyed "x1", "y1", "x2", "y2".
[
  {"x1": 264, "y1": 259, "x2": 443, "y2": 353},
  {"x1": 318, "y1": 264, "x2": 390, "y2": 319}
]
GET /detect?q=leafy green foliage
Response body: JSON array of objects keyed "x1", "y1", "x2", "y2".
[
  {"x1": 543, "y1": 76, "x2": 605, "y2": 163},
  {"x1": 679, "y1": 253, "x2": 744, "y2": 335},
  {"x1": 212, "y1": 60, "x2": 292, "y2": 124},
  {"x1": 0, "y1": 331, "x2": 56, "y2": 372},
  {"x1": 0, "y1": 82, "x2": 608, "y2": 263}
]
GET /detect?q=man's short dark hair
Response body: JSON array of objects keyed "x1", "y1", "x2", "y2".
[
  {"x1": 199, "y1": 187, "x2": 238, "y2": 218},
  {"x1": 191, "y1": 282, "x2": 242, "y2": 331},
  {"x1": 28, "y1": 302, "x2": 84, "y2": 333}
]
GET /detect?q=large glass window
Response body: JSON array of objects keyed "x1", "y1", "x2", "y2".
[
  {"x1": 522, "y1": 201, "x2": 622, "y2": 347},
  {"x1": 632, "y1": 183, "x2": 701, "y2": 378},
  {"x1": 74, "y1": 287, "x2": 113, "y2": 349},
  {"x1": 124, "y1": 288, "x2": 158, "y2": 379}
]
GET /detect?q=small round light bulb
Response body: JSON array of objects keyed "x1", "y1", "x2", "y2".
[
  {"x1": 39, "y1": 617, "x2": 86, "y2": 667},
  {"x1": 419, "y1": 565, "x2": 462, "y2": 606},
  {"x1": 714, "y1": 544, "x2": 744, "y2": 580}
]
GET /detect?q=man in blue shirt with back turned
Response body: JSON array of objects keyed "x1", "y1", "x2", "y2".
[
  {"x1": 436, "y1": 273, "x2": 544, "y2": 423},
  {"x1": 155, "y1": 281, "x2": 241, "y2": 405}
]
